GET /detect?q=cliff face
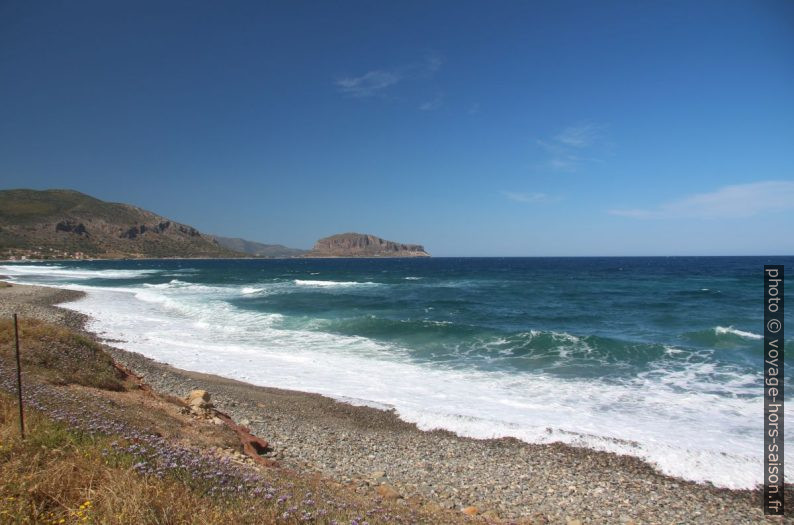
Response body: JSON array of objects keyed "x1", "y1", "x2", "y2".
[
  {"x1": 0, "y1": 189, "x2": 242, "y2": 259},
  {"x1": 307, "y1": 233, "x2": 429, "y2": 257}
]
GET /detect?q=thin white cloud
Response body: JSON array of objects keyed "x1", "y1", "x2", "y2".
[
  {"x1": 609, "y1": 181, "x2": 794, "y2": 219},
  {"x1": 537, "y1": 121, "x2": 606, "y2": 172},
  {"x1": 419, "y1": 94, "x2": 444, "y2": 111},
  {"x1": 502, "y1": 191, "x2": 552, "y2": 203},
  {"x1": 335, "y1": 53, "x2": 443, "y2": 99},
  {"x1": 555, "y1": 122, "x2": 602, "y2": 148},
  {"x1": 543, "y1": 153, "x2": 579, "y2": 172},
  {"x1": 335, "y1": 70, "x2": 403, "y2": 98},
  {"x1": 424, "y1": 53, "x2": 444, "y2": 73}
]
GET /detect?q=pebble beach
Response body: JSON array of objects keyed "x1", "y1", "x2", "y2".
[{"x1": 0, "y1": 281, "x2": 786, "y2": 524}]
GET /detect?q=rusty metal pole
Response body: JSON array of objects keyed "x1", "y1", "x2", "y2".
[{"x1": 13, "y1": 313, "x2": 24, "y2": 439}]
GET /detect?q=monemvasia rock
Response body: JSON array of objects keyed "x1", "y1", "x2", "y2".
[{"x1": 307, "y1": 233, "x2": 429, "y2": 257}]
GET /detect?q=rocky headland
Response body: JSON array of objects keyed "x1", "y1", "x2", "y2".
[{"x1": 306, "y1": 233, "x2": 429, "y2": 258}]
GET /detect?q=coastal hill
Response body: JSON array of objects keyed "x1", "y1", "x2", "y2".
[
  {"x1": 306, "y1": 232, "x2": 430, "y2": 257},
  {"x1": 0, "y1": 189, "x2": 240, "y2": 259},
  {"x1": 0, "y1": 190, "x2": 429, "y2": 260},
  {"x1": 212, "y1": 235, "x2": 307, "y2": 258}
]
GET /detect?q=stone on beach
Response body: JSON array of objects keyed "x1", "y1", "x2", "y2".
[
  {"x1": 187, "y1": 389, "x2": 211, "y2": 405},
  {"x1": 368, "y1": 470, "x2": 387, "y2": 484},
  {"x1": 186, "y1": 389, "x2": 214, "y2": 417},
  {"x1": 462, "y1": 505, "x2": 479, "y2": 516},
  {"x1": 376, "y1": 483, "x2": 402, "y2": 500}
]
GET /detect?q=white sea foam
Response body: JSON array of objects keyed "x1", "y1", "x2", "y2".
[
  {"x1": 294, "y1": 279, "x2": 378, "y2": 288},
  {"x1": 664, "y1": 346, "x2": 684, "y2": 356},
  {"x1": 61, "y1": 287, "x2": 785, "y2": 489},
  {"x1": 715, "y1": 326, "x2": 762, "y2": 340},
  {"x1": 2, "y1": 263, "x2": 788, "y2": 489},
  {"x1": 404, "y1": 276, "x2": 423, "y2": 280},
  {"x1": 143, "y1": 279, "x2": 193, "y2": 289},
  {"x1": 0, "y1": 264, "x2": 159, "y2": 280}
]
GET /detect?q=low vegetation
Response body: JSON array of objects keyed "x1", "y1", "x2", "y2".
[
  {"x1": 0, "y1": 319, "x2": 126, "y2": 391},
  {"x1": 0, "y1": 189, "x2": 241, "y2": 259},
  {"x1": 0, "y1": 393, "x2": 328, "y2": 524},
  {"x1": 0, "y1": 320, "x2": 479, "y2": 524}
]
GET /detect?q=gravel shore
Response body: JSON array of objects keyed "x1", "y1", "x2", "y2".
[
  {"x1": 0, "y1": 281, "x2": 786, "y2": 524},
  {"x1": 0, "y1": 280, "x2": 87, "y2": 330}
]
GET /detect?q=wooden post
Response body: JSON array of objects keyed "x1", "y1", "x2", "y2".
[{"x1": 13, "y1": 313, "x2": 24, "y2": 439}]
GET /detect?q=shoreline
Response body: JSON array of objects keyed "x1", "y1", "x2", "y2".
[{"x1": 0, "y1": 281, "x2": 782, "y2": 523}]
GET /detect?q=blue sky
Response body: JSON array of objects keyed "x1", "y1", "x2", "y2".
[{"x1": 1, "y1": 1, "x2": 792, "y2": 256}]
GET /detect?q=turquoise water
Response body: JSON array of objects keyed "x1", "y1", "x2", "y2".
[{"x1": 2, "y1": 257, "x2": 791, "y2": 488}]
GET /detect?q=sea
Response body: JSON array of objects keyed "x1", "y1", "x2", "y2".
[{"x1": 1, "y1": 256, "x2": 790, "y2": 489}]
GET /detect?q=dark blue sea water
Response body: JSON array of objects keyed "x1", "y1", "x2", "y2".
[{"x1": 2, "y1": 257, "x2": 791, "y2": 488}]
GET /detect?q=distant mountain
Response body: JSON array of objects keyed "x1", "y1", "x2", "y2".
[
  {"x1": 306, "y1": 232, "x2": 429, "y2": 257},
  {"x1": 0, "y1": 189, "x2": 242, "y2": 259},
  {"x1": 213, "y1": 236, "x2": 307, "y2": 258}
]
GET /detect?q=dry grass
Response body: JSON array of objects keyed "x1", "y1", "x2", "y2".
[
  {"x1": 0, "y1": 394, "x2": 423, "y2": 524},
  {"x1": 0, "y1": 319, "x2": 126, "y2": 391},
  {"x1": 0, "y1": 321, "x2": 481, "y2": 524}
]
